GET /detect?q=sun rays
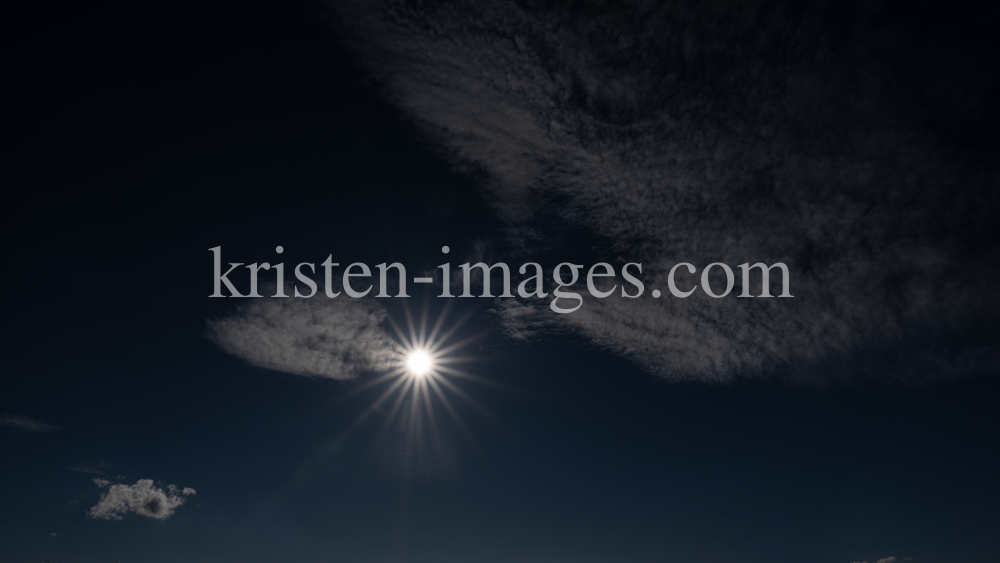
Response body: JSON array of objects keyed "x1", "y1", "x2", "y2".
[
  {"x1": 276, "y1": 299, "x2": 508, "y2": 493},
  {"x1": 329, "y1": 299, "x2": 502, "y2": 466}
]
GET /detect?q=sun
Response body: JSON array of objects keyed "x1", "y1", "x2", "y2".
[
  {"x1": 318, "y1": 299, "x2": 500, "y2": 468},
  {"x1": 406, "y1": 350, "x2": 433, "y2": 377}
]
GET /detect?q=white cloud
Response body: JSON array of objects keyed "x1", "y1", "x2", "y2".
[
  {"x1": 88, "y1": 479, "x2": 196, "y2": 521},
  {"x1": 207, "y1": 295, "x2": 395, "y2": 380},
  {"x1": 0, "y1": 414, "x2": 55, "y2": 433}
]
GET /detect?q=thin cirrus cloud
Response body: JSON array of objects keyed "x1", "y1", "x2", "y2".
[
  {"x1": 329, "y1": 0, "x2": 1000, "y2": 384},
  {"x1": 69, "y1": 462, "x2": 116, "y2": 476},
  {"x1": 0, "y1": 414, "x2": 56, "y2": 433},
  {"x1": 88, "y1": 479, "x2": 196, "y2": 521},
  {"x1": 207, "y1": 294, "x2": 395, "y2": 380}
]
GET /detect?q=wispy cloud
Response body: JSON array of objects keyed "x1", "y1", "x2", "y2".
[
  {"x1": 69, "y1": 462, "x2": 115, "y2": 476},
  {"x1": 331, "y1": 0, "x2": 1000, "y2": 383},
  {"x1": 88, "y1": 479, "x2": 196, "y2": 521},
  {"x1": 0, "y1": 414, "x2": 56, "y2": 433},
  {"x1": 207, "y1": 295, "x2": 395, "y2": 380}
]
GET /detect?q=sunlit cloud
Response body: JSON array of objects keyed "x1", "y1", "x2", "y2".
[{"x1": 207, "y1": 292, "x2": 395, "y2": 380}]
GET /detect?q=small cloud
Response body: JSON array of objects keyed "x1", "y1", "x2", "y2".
[
  {"x1": 0, "y1": 414, "x2": 56, "y2": 433},
  {"x1": 88, "y1": 478, "x2": 196, "y2": 521},
  {"x1": 49, "y1": 532, "x2": 57, "y2": 536}
]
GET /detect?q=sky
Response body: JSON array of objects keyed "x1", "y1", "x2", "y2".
[{"x1": 1, "y1": 1, "x2": 998, "y2": 562}]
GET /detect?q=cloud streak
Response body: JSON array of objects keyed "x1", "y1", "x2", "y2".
[
  {"x1": 0, "y1": 414, "x2": 56, "y2": 433},
  {"x1": 851, "y1": 557, "x2": 910, "y2": 563},
  {"x1": 331, "y1": 0, "x2": 1000, "y2": 383}
]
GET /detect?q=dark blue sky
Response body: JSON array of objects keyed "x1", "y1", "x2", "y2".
[{"x1": 2, "y1": 1, "x2": 998, "y2": 562}]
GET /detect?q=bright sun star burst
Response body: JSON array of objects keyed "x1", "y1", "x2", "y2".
[
  {"x1": 406, "y1": 350, "x2": 433, "y2": 376},
  {"x1": 324, "y1": 300, "x2": 500, "y2": 468}
]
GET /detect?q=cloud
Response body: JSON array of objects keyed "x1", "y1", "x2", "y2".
[
  {"x1": 330, "y1": 0, "x2": 1000, "y2": 383},
  {"x1": 851, "y1": 557, "x2": 910, "y2": 563},
  {"x1": 88, "y1": 479, "x2": 196, "y2": 520},
  {"x1": 0, "y1": 414, "x2": 56, "y2": 433},
  {"x1": 207, "y1": 295, "x2": 395, "y2": 380},
  {"x1": 70, "y1": 461, "x2": 116, "y2": 476}
]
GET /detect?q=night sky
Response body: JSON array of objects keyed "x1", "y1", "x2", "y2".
[{"x1": 2, "y1": 1, "x2": 998, "y2": 562}]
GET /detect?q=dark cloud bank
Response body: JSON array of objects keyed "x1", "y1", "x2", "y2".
[
  {"x1": 315, "y1": 0, "x2": 999, "y2": 384},
  {"x1": 211, "y1": 1, "x2": 997, "y2": 385}
]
